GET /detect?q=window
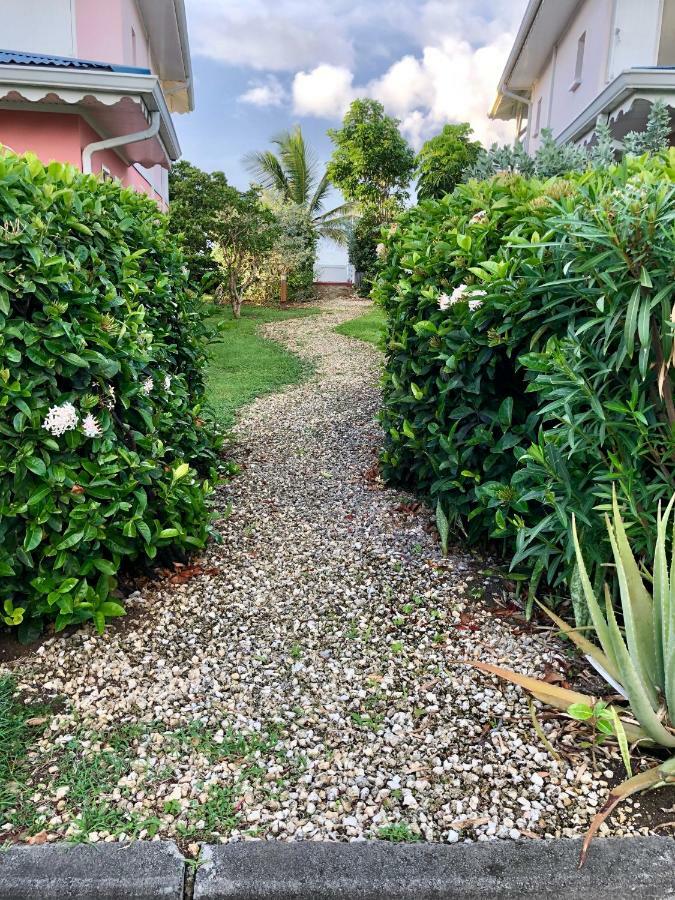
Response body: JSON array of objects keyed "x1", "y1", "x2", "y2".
[
  {"x1": 534, "y1": 97, "x2": 543, "y2": 137},
  {"x1": 571, "y1": 32, "x2": 586, "y2": 91}
]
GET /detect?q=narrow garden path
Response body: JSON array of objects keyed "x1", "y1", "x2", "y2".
[{"x1": 8, "y1": 293, "x2": 656, "y2": 848}]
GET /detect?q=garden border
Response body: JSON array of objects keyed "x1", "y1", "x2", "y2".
[{"x1": 0, "y1": 836, "x2": 673, "y2": 899}]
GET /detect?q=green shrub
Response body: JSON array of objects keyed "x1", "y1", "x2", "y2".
[
  {"x1": 375, "y1": 151, "x2": 675, "y2": 613},
  {"x1": 0, "y1": 151, "x2": 220, "y2": 640}
]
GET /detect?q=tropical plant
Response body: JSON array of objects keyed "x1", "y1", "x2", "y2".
[
  {"x1": 245, "y1": 126, "x2": 353, "y2": 246},
  {"x1": 466, "y1": 101, "x2": 672, "y2": 183},
  {"x1": 623, "y1": 99, "x2": 672, "y2": 155},
  {"x1": 465, "y1": 130, "x2": 588, "y2": 181},
  {"x1": 0, "y1": 150, "x2": 219, "y2": 640},
  {"x1": 464, "y1": 492, "x2": 675, "y2": 865},
  {"x1": 328, "y1": 99, "x2": 415, "y2": 294},
  {"x1": 244, "y1": 200, "x2": 317, "y2": 305},
  {"x1": 415, "y1": 124, "x2": 481, "y2": 200}
]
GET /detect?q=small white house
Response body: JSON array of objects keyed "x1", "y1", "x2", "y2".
[{"x1": 491, "y1": 0, "x2": 675, "y2": 152}]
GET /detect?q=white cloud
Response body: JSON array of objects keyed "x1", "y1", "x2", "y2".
[
  {"x1": 186, "y1": 0, "x2": 527, "y2": 146},
  {"x1": 290, "y1": 32, "x2": 516, "y2": 148},
  {"x1": 292, "y1": 65, "x2": 355, "y2": 118},
  {"x1": 187, "y1": 0, "x2": 354, "y2": 71},
  {"x1": 370, "y1": 33, "x2": 517, "y2": 147},
  {"x1": 239, "y1": 76, "x2": 287, "y2": 108}
]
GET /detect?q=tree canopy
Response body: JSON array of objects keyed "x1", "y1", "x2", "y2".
[
  {"x1": 327, "y1": 99, "x2": 415, "y2": 212},
  {"x1": 168, "y1": 160, "x2": 232, "y2": 282},
  {"x1": 415, "y1": 124, "x2": 481, "y2": 200}
]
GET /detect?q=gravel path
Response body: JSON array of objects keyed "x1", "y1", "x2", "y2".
[{"x1": 3, "y1": 293, "x2": 658, "y2": 850}]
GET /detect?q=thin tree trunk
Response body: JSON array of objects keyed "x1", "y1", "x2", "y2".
[{"x1": 230, "y1": 271, "x2": 242, "y2": 319}]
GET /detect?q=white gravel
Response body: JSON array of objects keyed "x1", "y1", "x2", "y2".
[{"x1": 2, "y1": 292, "x2": 658, "y2": 849}]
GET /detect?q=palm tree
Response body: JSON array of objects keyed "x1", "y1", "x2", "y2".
[{"x1": 244, "y1": 126, "x2": 354, "y2": 245}]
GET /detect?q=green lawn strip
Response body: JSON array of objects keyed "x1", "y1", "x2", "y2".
[
  {"x1": 0, "y1": 708, "x2": 302, "y2": 844},
  {"x1": 334, "y1": 307, "x2": 387, "y2": 347},
  {"x1": 206, "y1": 304, "x2": 320, "y2": 428},
  {"x1": 0, "y1": 676, "x2": 52, "y2": 835}
]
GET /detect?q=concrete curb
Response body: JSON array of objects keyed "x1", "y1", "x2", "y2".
[
  {"x1": 0, "y1": 840, "x2": 185, "y2": 900},
  {"x1": 1, "y1": 836, "x2": 674, "y2": 899},
  {"x1": 193, "y1": 837, "x2": 675, "y2": 900}
]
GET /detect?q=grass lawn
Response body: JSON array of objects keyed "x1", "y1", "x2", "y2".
[
  {"x1": 334, "y1": 306, "x2": 387, "y2": 347},
  {"x1": 206, "y1": 304, "x2": 320, "y2": 427}
]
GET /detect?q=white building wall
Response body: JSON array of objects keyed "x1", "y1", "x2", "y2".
[
  {"x1": 529, "y1": 0, "x2": 615, "y2": 151},
  {"x1": 3, "y1": 0, "x2": 76, "y2": 57},
  {"x1": 608, "y1": 0, "x2": 662, "y2": 78}
]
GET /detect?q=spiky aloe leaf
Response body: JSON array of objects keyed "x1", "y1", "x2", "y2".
[
  {"x1": 652, "y1": 500, "x2": 669, "y2": 690},
  {"x1": 609, "y1": 705, "x2": 632, "y2": 778},
  {"x1": 459, "y1": 659, "x2": 649, "y2": 744},
  {"x1": 606, "y1": 512, "x2": 659, "y2": 711},
  {"x1": 579, "y1": 755, "x2": 675, "y2": 867},
  {"x1": 664, "y1": 504, "x2": 675, "y2": 722},
  {"x1": 535, "y1": 599, "x2": 622, "y2": 687},
  {"x1": 436, "y1": 501, "x2": 449, "y2": 557},
  {"x1": 603, "y1": 594, "x2": 675, "y2": 747},
  {"x1": 572, "y1": 516, "x2": 618, "y2": 670},
  {"x1": 610, "y1": 491, "x2": 658, "y2": 691}
]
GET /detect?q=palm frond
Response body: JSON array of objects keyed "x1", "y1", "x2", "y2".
[
  {"x1": 314, "y1": 201, "x2": 358, "y2": 222},
  {"x1": 273, "y1": 127, "x2": 319, "y2": 206},
  {"x1": 309, "y1": 171, "x2": 332, "y2": 216},
  {"x1": 243, "y1": 150, "x2": 289, "y2": 196}
]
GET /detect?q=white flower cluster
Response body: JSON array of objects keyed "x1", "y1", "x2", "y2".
[
  {"x1": 164, "y1": 374, "x2": 172, "y2": 392},
  {"x1": 82, "y1": 413, "x2": 102, "y2": 438},
  {"x1": 42, "y1": 402, "x2": 102, "y2": 439},
  {"x1": 42, "y1": 402, "x2": 79, "y2": 436},
  {"x1": 376, "y1": 242, "x2": 386, "y2": 259},
  {"x1": 470, "y1": 210, "x2": 488, "y2": 225},
  {"x1": 141, "y1": 377, "x2": 154, "y2": 396},
  {"x1": 438, "y1": 284, "x2": 487, "y2": 312},
  {"x1": 103, "y1": 385, "x2": 116, "y2": 410}
]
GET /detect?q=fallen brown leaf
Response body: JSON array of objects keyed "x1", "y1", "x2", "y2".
[{"x1": 26, "y1": 831, "x2": 48, "y2": 845}]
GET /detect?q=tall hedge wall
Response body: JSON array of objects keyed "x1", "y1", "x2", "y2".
[
  {"x1": 374, "y1": 153, "x2": 675, "y2": 617},
  {"x1": 0, "y1": 151, "x2": 219, "y2": 640}
]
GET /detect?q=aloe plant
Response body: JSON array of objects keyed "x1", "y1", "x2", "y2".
[{"x1": 463, "y1": 489, "x2": 675, "y2": 865}]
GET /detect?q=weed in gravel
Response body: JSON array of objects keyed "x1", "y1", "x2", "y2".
[
  {"x1": 177, "y1": 783, "x2": 238, "y2": 840},
  {"x1": 377, "y1": 822, "x2": 421, "y2": 842},
  {"x1": 350, "y1": 712, "x2": 384, "y2": 731}
]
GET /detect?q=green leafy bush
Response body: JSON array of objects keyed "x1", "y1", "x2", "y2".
[
  {"x1": 0, "y1": 151, "x2": 220, "y2": 640},
  {"x1": 375, "y1": 151, "x2": 675, "y2": 612}
]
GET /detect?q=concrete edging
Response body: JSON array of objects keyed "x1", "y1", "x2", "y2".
[
  {"x1": 0, "y1": 840, "x2": 185, "y2": 900},
  {"x1": 193, "y1": 836, "x2": 675, "y2": 899},
  {"x1": 1, "y1": 836, "x2": 674, "y2": 899}
]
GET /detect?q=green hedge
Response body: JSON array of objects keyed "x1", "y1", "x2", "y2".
[
  {"x1": 375, "y1": 153, "x2": 675, "y2": 616},
  {"x1": 0, "y1": 152, "x2": 220, "y2": 640}
]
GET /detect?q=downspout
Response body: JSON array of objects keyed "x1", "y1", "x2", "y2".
[{"x1": 81, "y1": 111, "x2": 161, "y2": 175}]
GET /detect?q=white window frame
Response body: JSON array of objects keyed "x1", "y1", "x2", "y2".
[
  {"x1": 570, "y1": 31, "x2": 586, "y2": 91},
  {"x1": 534, "y1": 96, "x2": 543, "y2": 137}
]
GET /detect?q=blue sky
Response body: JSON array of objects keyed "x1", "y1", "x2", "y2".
[{"x1": 174, "y1": 0, "x2": 528, "y2": 264}]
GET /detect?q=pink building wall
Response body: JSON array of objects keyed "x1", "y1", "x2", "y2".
[
  {"x1": 0, "y1": 0, "x2": 172, "y2": 208},
  {"x1": 75, "y1": 0, "x2": 153, "y2": 71},
  {"x1": 0, "y1": 110, "x2": 167, "y2": 208}
]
